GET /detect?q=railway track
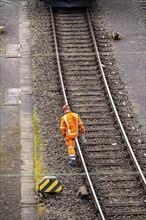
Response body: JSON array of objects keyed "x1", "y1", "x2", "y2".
[{"x1": 50, "y1": 6, "x2": 146, "y2": 220}]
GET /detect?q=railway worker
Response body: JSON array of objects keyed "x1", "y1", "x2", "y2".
[{"x1": 60, "y1": 105, "x2": 86, "y2": 166}]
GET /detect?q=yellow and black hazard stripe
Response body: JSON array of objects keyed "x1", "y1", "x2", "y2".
[{"x1": 39, "y1": 177, "x2": 62, "y2": 193}]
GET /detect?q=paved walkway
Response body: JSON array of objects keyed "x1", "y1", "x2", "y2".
[
  {"x1": 19, "y1": 2, "x2": 37, "y2": 220},
  {"x1": 0, "y1": 1, "x2": 37, "y2": 219}
]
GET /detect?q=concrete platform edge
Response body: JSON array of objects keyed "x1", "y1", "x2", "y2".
[{"x1": 19, "y1": 1, "x2": 37, "y2": 220}]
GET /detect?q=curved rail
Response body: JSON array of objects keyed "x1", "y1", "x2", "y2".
[
  {"x1": 50, "y1": 7, "x2": 106, "y2": 220},
  {"x1": 86, "y1": 8, "x2": 146, "y2": 190}
]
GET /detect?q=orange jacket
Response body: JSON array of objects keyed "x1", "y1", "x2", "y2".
[{"x1": 60, "y1": 111, "x2": 85, "y2": 139}]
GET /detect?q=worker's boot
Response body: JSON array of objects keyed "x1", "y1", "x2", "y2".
[{"x1": 69, "y1": 155, "x2": 76, "y2": 166}]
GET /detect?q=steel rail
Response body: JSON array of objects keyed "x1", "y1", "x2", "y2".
[
  {"x1": 75, "y1": 138, "x2": 106, "y2": 220},
  {"x1": 50, "y1": 7, "x2": 106, "y2": 220},
  {"x1": 50, "y1": 8, "x2": 68, "y2": 106},
  {"x1": 86, "y1": 8, "x2": 146, "y2": 190}
]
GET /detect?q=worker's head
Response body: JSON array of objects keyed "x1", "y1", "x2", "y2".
[{"x1": 63, "y1": 105, "x2": 71, "y2": 114}]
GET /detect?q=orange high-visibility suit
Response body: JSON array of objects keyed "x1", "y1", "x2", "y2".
[{"x1": 60, "y1": 111, "x2": 85, "y2": 157}]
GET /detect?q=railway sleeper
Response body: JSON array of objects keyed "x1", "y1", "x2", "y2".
[
  {"x1": 56, "y1": 31, "x2": 91, "y2": 36},
  {"x1": 62, "y1": 64, "x2": 98, "y2": 69},
  {"x1": 59, "y1": 43, "x2": 93, "y2": 48},
  {"x1": 76, "y1": 110, "x2": 112, "y2": 115},
  {"x1": 85, "y1": 139, "x2": 121, "y2": 145},
  {"x1": 70, "y1": 94, "x2": 107, "y2": 100},
  {"x1": 55, "y1": 27, "x2": 89, "y2": 31},
  {"x1": 55, "y1": 23, "x2": 88, "y2": 28},
  {"x1": 61, "y1": 56, "x2": 95, "y2": 61},
  {"x1": 103, "y1": 192, "x2": 143, "y2": 197},
  {"x1": 85, "y1": 128, "x2": 118, "y2": 135},
  {"x1": 71, "y1": 91, "x2": 105, "y2": 95},
  {"x1": 85, "y1": 127, "x2": 117, "y2": 132},
  {"x1": 104, "y1": 202, "x2": 144, "y2": 207},
  {"x1": 86, "y1": 147, "x2": 122, "y2": 152},
  {"x1": 58, "y1": 47, "x2": 94, "y2": 53},
  {"x1": 57, "y1": 35, "x2": 91, "y2": 40},
  {"x1": 62, "y1": 65, "x2": 98, "y2": 71},
  {"x1": 64, "y1": 71, "x2": 98, "y2": 76},
  {"x1": 86, "y1": 134, "x2": 121, "y2": 139},
  {"x1": 85, "y1": 141, "x2": 119, "y2": 146},
  {"x1": 96, "y1": 182, "x2": 142, "y2": 189},
  {"x1": 85, "y1": 148, "x2": 124, "y2": 155},
  {"x1": 83, "y1": 120, "x2": 115, "y2": 125},
  {"x1": 67, "y1": 87, "x2": 103, "y2": 92},
  {"x1": 106, "y1": 209, "x2": 146, "y2": 216},
  {"x1": 54, "y1": 18, "x2": 87, "y2": 22},
  {"x1": 88, "y1": 158, "x2": 130, "y2": 165},
  {"x1": 78, "y1": 113, "x2": 114, "y2": 118},
  {"x1": 67, "y1": 76, "x2": 101, "y2": 81},
  {"x1": 60, "y1": 42, "x2": 93, "y2": 47},
  {"x1": 70, "y1": 97, "x2": 107, "y2": 103},
  {"x1": 65, "y1": 80, "x2": 101, "y2": 85},
  {"x1": 73, "y1": 103, "x2": 109, "y2": 107},
  {"x1": 99, "y1": 169, "x2": 144, "y2": 181},
  {"x1": 60, "y1": 52, "x2": 96, "y2": 57},
  {"x1": 87, "y1": 153, "x2": 128, "y2": 159},
  {"x1": 83, "y1": 124, "x2": 117, "y2": 130},
  {"x1": 89, "y1": 167, "x2": 137, "y2": 174},
  {"x1": 72, "y1": 99, "x2": 108, "y2": 104},
  {"x1": 97, "y1": 176, "x2": 137, "y2": 181},
  {"x1": 87, "y1": 161, "x2": 133, "y2": 167},
  {"x1": 66, "y1": 83, "x2": 100, "y2": 89},
  {"x1": 54, "y1": 18, "x2": 87, "y2": 23},
  {"x1": 69, "y1": 80, "x2": 99, "y2": 86},
  {"x1": 86, "y1": 134, "x2": 122, "y2": 139},
  {"x1": 78, "y1": 112, "x2": 111, "y2": 117}
]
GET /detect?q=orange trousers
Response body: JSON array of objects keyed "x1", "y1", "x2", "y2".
[{"x1": 65, "y1": 138, "x2": 75, "y2": 156}]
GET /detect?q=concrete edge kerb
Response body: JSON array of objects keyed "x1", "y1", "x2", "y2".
[{"x1": 19, "y1": 1, "x2": 37, "y2": 220}]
